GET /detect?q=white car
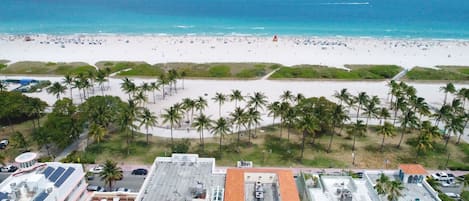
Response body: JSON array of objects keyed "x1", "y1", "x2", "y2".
[
  {"x1": 88, "y1": 165, "x2": 104, "y2": 174},
  {"x1": 431, "y1": 172, "x2": 451, "y2": 181}
]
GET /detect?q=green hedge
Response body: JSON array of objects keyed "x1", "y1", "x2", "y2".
[
  {"x1": 270, "y1": 65, "x2": 402, "y2": 80},
  {"x1": 208, "y1": 65, "x2": 231, "y2": 77},
  {"x1": 405, "y1": 67, "x2": 469, "y2": 80}
]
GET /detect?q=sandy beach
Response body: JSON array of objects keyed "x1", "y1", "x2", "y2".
[{"x1": 1, "y1": 35, "x2": 469, "y2": 68}]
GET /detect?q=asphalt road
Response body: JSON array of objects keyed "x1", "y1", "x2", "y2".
[{"x1": 87, "y1": 171, "x2": 146, "y2": 193}]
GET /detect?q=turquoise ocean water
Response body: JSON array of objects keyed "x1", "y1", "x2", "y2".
[{"x1": 1, "y1": 0, "x2": 469, "y2": 39}]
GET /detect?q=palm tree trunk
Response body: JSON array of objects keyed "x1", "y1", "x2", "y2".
[
  {"x1": 457, "y1": 120, "x2": 468, "y2": 144},
  {"x1": 393, "y1": 109, "x2": 398, "y2": 126},
  {"x1": 389, "y1": 94, "x2": 394, "y2": 109},
  {"x1": 444, "y1": 131, "x2": 450, "y2": 150},
  {"x1": 397, "y1": 126, "x2": 406, "y2": 148},
  {"x1": 287, "y1": 127, "x2": 291, "y2": 142},
  {"x1": 327, "y1": 131, "x2": 334, "y2": 153},
  {"x1": 279, "y1": 117, "x2": 283, "y2": 138},
  {"x1": 219, "y1": 103, "x2": 221, "y2": 118},
  {"x1": 237, "y1": 124, "x2": 241, "y2": 146},
  {"x1": 443, "y1": 92, "x2": 448, "y2": 105},
  {"x1": 248, "y1": 124, "x2": 252, "y2": 144},
  {"x1": 152, "y1": 90, "x2": 156, "y2": 104},
  {"x1": 170, "y1": 125, "x2": 174, "y2": 147},
  {"x1": 366, "y1": 114, "x2": 370, "y2": 127},
  {"x1": 381, "y1": 135, "x2": 386, "y2": 152},
  {"x1": 69, "y1": 88, "x2": 73, "y2": 101},
  {"x1": 356, "y1": 106, "x2": 361, "y2": 121},
  {"x1": 219, "y1": 134, "x2": 222, "y2": 153},
  {"x1": 126, "y1": 130, "x2": 130, "y2": 155},
  {"x1": 146, "y1": 127, "x2": 149, "y2": 144},
  {"x1": 301, "y1": 130, "x2": 306, "y2": 160},
  {"x1": 201, "y1": 130, "x2": 205, "y2": 151},
  {"x1": 352, "y1": 135, "x2": 356, "y2": 151}
]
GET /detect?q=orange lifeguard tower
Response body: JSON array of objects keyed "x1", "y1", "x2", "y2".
[{"x1": 272, "y1": 35, "x2": 278, "y2": 42}]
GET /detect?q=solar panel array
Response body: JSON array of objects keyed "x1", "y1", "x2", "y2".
[
  {"x1": 48, "y1": 167, "x2": 65, "y2": 182},
  {"x1": 42, "y1": 166, "x2": 55, "y2": 178},
  {"x1": 33, "y1": 191, "x2": 49, "y2": 201},
  {"x1": 0, "y1": 192, "x2": 8, "y2": 200},
  {"x1": 54, "y1": 167, "x2": 75, "y2": 187}
]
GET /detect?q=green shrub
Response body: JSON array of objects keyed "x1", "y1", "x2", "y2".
[
  {"x1": 0, "y1": 63, "x2": 6, "y2": 70},
  {"x1": 461, "y1": 191, "x2": 469, "y2": 201},
  {"x1": 438, "y1": 193, "x2": 454, "y2": 201},
  {"x1": 38, "y1": 156, "x2": 54, "y2": 162},
  {"x1": 208, "y1": 65, "x2": 231, "y2": 77},
  {"x1": 405, "y1": 67, "x2": 469, "y2": 80},
  {"x1": 172, "y1": 139, "x2": 191, "y2": 153},
  {"x1": 118, "y1": 64, "x2": 164, "y2": 76},
  {"x1": 236, "y1": 66, "x2": 266, "y2": 78},
  {"x1": 45, "y1": 62, "x2": 56, "y2": 66}
]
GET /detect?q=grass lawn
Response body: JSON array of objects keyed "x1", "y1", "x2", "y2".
[
  {"x1": 403, "y1": 66, "x2": 469, "y2": 81},
  {"x1": 0, "y1": 117, "x2": 46, "y2": 162},
  {"x1": 80, "y1": 124, "x2": 468, "y2": 169},
  {"x1": 269, "y1": 65, "x2": 402, "y2": 80},
  {"x1": 0, "y1": 60, "x2": 8, "y2": 70},
  {"x1": 96, "y1": 61, "x2": 279, "y2": 79},
  {"x1": 0, "y1": 61, "x2": 95, "y2": 75}
]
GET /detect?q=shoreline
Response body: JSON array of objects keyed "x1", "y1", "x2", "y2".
[{"x1": 3, "y1": 33, "x2": 469, "y2": 42}]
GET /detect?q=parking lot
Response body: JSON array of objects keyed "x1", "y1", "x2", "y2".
[{"x1": 87, "y1": 170, "x2": 146, "y2": 193}]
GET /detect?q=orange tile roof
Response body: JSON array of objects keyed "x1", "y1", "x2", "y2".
[
  {"x1": 399, "y1": 164, "x2": 428, "y2": 175},
  {"x1": 224, "y1": 168, "x2": 300, "y2": 201}
]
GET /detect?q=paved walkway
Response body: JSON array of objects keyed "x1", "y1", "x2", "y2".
[{"x1": 54, "y1": 129, "x2": 88, "y2": 162}]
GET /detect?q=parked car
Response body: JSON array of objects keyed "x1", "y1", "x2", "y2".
[
  {"x1": 89, "y1": 165, "x2": 104, "y2": 174},
  {"x1": 131, "y1": 168, "x2": 148, "y2": 175},
  {"x1": 431, "y1": 172, "x2": 453, "y2": 181},
  {"x1": 115, "y1": 187, "x2": 131, "y2": 193},
  {"x1": 444, "y1": 193, "x2": 460, "y2": 200},
  {"x1": 87, "y1": 185, "x2": 104, "y2": 192},
  {"x1": 0, "y1": 139, "x2": 9, "y2": 149},
  {"x1": 1, "y1": 165, "x2": 18, "y2": 172}
]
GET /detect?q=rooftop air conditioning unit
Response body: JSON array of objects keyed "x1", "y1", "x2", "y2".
[{"x1": 236, "y1": 161, "x2": 253, "y2": 168}]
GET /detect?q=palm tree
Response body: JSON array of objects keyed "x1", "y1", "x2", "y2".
[
  {"x1": 415, "y1": 121, "x2": 439, "y2": 160},
  {"x1": 95, "y1": 70, "x2": 107, "y2": 95},
  {"x1": 294, "y1": 93, "x2": 305, "y2": 104},
  {"x1": 456, "y1": 88, "x2": 468, "y2": 109},
  {"x1": 374, "y1": 173, "x2": 390, "y2": 195},
  {"x1": 378, "y1": 107, "x2": 391, "y2": 126},
  {"x1": 440, "y1": 82, "x2": 456, "y2": 105},
  {"x1": 334, "y1": 88, "x2": 351, "y2": 106},
  {"x1": 280, "y1": 90, "x2": 294, "y2": 103},
  {"x1": 149, "y1": 82, "x2": 159, "y2": 104},
  {"x1": 457, "y1": 112, "x2": 469, "y2": 144},
  {"x1": 248, "y1": 92, "x2": 268, "y2": 111},
  {"x1": 328, "y1": 105, "x2": 349, "y2": 153},
  {"x1": 457, "y1": 174, "x2": 469, "y2": 188},
  {"x1": 195, "y1": 96, "x2": 208, "y2": 114},
  {"x1": 230, "y1": 89, "x2": 244, "y2": 108},
  {"x1": 120, "y1": 77, "x2": 136, "y2": 99},
  {"x1": 139, "y1": 108, "x2": 158, "y2": 144},
  {"x1": 133, "y1": 90, "x2": 147, "y2": 107},
  {"x1": 393, "y1": 97, "x2": 406, "y2": 126},
  {"x1": 378, "y1": 122, "x2": 395, "y2": 152},
  {"x1": 387, "y1": 80, "x2": 398, "y2": 107},
  {"x1": 180, "y1": 71, "x2": 187, "y2": 90},
  {"x1": 443, "y1": 115, "x2": 464, "y2": 150},
  {"x1": 140, "y1": 82, "x2": 151, "y2": 97},
  {"x1": 86, "y1": 69, "x2": 96, "y2": 94},
  {"x1": 295, "y1": 113, "x2": 318, "y2": 161},
  {"x1": 230, "y1": 107, "x2": 245, "y2": 146},
  {"x1": 347, "y1": 120, "x2": 366, "y2": 151},
  {"x1": 283, "y1": 107, "x2": 297, "y2": 141},
  {"x1": 161, "y1": 106, "x2": 182, "y2": 146},
  {"x1": 245, "y1": 107, "x2": 261, "y2": 143},
  {"x1": 88, "y1": 123, "x2": 106, "y2": 144},
  {"x1": 168, "y1": 69, "x2": 179, "y2": 94},
  {"x1": 212, "y1": 92, "x2": 227, "y2": 117},
  {"x1": 104, "y1": 67, "x2": 112, "y2": 89},
  {"x1": 279, "y1": 101, "x2": 291, "y2": 136},
  {"x1": 363, "y1": 95, "x2": 380, "y2": 127},
  {"x1": 192, "y1": 113, "x2": 212, "y2": 151},
  {"x1": 397, "y1": 110, "x2": 419, "y2": 148},
  {"x1": 47, "y1": 82, "x2": 67, "y2": 99},
  {"x1": 157, "y1": 73, "x2": 169, "y2": 100},
  {"x1": 386, "y1": 181, "x2": 404, "y2": 201},
  {"x1": 0, "y1": 81, "x2": 7, "y2": 92},
  {"x1": 354, "y1": 92, "x2": 369, "y2": 121},
  {"x1": 211, "y1": 117, "x2": 231, "y2": 153},
  {"x1": 99, "y1": 160, "x2": 123, "y2": 191},
  {"x1": 434, "y1": 104, "x2": 452, "y2": 127},
  {"x1": 63, "y1": 74, "x2": 74, "y2": 100},
  {"x1": 267, "y1": 101, "x2": 281, "y2": 126}
]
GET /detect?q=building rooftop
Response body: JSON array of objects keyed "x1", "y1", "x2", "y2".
[
  {"x1": 0, "y1": 162, "x2": 85, "y2": 201},
  {"x1": 366, "y1": 172, "x2": 438, "y2": 201},
  {"x1": 225, "y1": 168, "x2": 300, "y2": 201},
  {"x1": 317, "y1": 175, "x2": 377, "y2": 201},
  {"x1": 398, "y1": 164, "x2": 428, "y2": 175},
  {"x1": 138, "y1": 154, "x2": 225, "y2": 201}
]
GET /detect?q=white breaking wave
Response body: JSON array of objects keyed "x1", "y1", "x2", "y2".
[
  {"x1": 174, "y1": 25, "x2": 195, "y2": 29},
  {"x1": 251, "y1": 27, "x2": 265, "y2": 30},
  {"x1": 320, "y1": 2, "x2": 370, "y2": 5}
]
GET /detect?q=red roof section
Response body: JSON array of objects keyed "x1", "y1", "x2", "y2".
[
  {"x1": 224, "y1": 168, "x2": 300, "y2": 201},
  {"x1": 399, "y1": 164, "x2": 428, "y2": 175}
]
